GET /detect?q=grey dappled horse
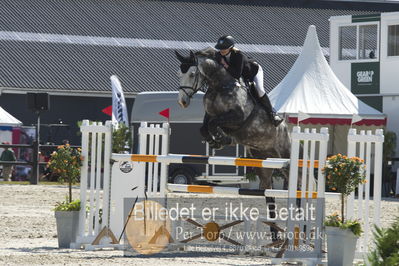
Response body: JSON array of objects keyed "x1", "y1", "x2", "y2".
[{"x1": 175, "y1": 48, "x2": 291, "y2": 191}]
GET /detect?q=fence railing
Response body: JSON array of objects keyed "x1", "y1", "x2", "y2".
[{"x1": 0, "y1": 143, "x2": 81, "y2": 184}]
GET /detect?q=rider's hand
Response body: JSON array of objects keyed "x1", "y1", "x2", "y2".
[{"x1": 221, "y1": 58, "x2": 229, "y2": 68}]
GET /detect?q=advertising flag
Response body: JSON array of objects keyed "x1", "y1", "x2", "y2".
[{"x1": 111, "y1": 75, "x2": 129, "y2": 126}]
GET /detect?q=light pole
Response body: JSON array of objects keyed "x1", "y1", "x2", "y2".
[{"x1": 27, "y1": 92, "x2": 49, "y2": 185}]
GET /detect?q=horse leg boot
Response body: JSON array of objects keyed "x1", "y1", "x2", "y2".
[
  {"x1": 200, "y1": 123, "x2": 222, "y2": 149},
  {"x1": 259, "y1": 94, "x2": 284, "y2": 127},
  {"x1": 202, "y1": 131, "x2": 222, "y2": 150}
]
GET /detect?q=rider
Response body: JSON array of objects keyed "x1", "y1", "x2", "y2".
[{"x1": 214, "y1": 35, "x2": 283, "y2": 127}]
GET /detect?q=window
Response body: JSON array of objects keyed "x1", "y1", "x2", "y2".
[
  {"x1": 388, "y1": 24, "x2": 399, "y2": 56},
  {"x1": 339, "y1": 26, "x2": 357, "y2": 60},
  {"x1": 339, "y1": 24, "x2": 378, "y2": 61},
  {"x1": 359, "y1": 25, "x2": 377, "y2": 59}
]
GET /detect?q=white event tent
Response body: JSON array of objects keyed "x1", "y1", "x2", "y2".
[
  {"x1": 0, "y1": 106, "x2": 21, "y2": 146},
  {"x1": 0, "y1": 106, "x2": 22, "y2": 127},
  {"x1": 268, "y1": 25, "x2": 386, "y2": 154}
]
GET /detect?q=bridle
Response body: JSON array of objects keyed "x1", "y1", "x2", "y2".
[{"x1": 178, "y1": 57, "x2": 207, "y2": 99}]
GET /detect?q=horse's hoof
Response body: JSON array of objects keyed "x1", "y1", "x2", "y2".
[{"x1": 270, "y1": 226, "x2": 281, "y2": 242}]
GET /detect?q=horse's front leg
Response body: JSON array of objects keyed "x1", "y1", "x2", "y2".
[
  {"x1": 200, "y1": 113, "x2": 223, "y2": 149},
  {"x1": 200, "y1": 113, "x2": 212, "y2": 141},
  {"x1": 208, "y1": 109, "x2": 244, "y2": 147}
]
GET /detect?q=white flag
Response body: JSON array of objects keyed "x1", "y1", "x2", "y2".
[
  {"x1": 111, "y1": 75, "x2": 129, "y2": 126},
  {"x1": 298, "y1": 111, "x2": 311, "y2": 123},
  {"x1": 351, "y1": 114, "x2": 363, "y2": 124}
]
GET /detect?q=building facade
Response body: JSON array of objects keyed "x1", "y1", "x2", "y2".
[{"x1": 330, "y1": 12, "x2": 399, "y2": 155}]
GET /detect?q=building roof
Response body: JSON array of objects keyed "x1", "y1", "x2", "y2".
[{"x1": 1, "y1": 0, "x2": 398, "y2": 96}]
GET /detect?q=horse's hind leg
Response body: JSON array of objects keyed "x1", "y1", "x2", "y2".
[
  {"x1": 248, "y1": 149, "x2": 275, "y2": 190},
  {"x1": 248, "y1": 149, "x2": 281, "y2": 242},
  {"x1": 254, "y1": 167, "x2": 281, "y2": 242},
  {"x1": 254, "y1": 167, "x2": 273, "y2": 190}
]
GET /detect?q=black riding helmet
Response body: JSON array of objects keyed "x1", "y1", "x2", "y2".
[{"x1": 215, "y1": 35, "x2": 235, "y2": 50}]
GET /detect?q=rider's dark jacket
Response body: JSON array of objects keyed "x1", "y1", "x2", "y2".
[{"x1": 215, "y1": 48, "x2": 259, "y2": 81}]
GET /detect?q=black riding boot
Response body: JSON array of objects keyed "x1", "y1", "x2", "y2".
[{"x1": 259, "y1": 95, "x2": 283, "y2": 127}]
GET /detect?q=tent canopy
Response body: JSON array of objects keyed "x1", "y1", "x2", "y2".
[
  {"x1": 0, "y1": 106, "x2": 22, "y2": 126},
  {"x1": 268, "y1": 25, "x2": 386, "y2": 126}
]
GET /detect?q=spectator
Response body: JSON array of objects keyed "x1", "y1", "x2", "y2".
[{"x1": 1, "y1": 142, "x2": 16, "y2": 181}]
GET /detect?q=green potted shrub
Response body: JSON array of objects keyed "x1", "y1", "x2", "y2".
[
  {"x1": 47, "y1": 144, "x2": 82, "y2": 248},
  {"x1": 112, "y1": 123, "x2": 132, "y2": 153},
  {"x1": 322, "y1": 154, "x2": 366, "y2": 266},
  {"x1": 368, "y1": 216, "x2": 399, "y2": 265}
]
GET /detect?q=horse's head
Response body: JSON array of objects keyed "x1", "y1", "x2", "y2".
[
  {"x1": 175, "y1": 48, "x2": 232, "y2": 107},
  {"x1": 175, "y1": 50, "x2": 207, "y2": 108}
]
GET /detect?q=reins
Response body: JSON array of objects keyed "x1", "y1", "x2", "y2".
[{"x1": 178, "y1": 57, "x2": 207, "y2": 98}]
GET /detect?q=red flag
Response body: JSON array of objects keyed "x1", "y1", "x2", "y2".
[
  {"x1": 159, "y1": 108, "x2": 170, "y2": 119},
  {"x1": 102, "y1": 105, "x2": 112, "y2": 116}
]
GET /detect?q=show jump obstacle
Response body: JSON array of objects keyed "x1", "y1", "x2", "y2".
[{"x1": 72, "y1": 120, "x2": 384, "y2": 260}]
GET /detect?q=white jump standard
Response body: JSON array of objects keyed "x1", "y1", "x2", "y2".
[{"x1": 74, "y1": 120, "x2": 384, "y2": 264}]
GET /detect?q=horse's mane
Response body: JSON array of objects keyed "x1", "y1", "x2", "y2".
[
  {"x1": 195, "y1": 47, "x2": 237, "y2": 86},
  {"x1": 195, "y1": 47, "x2": 216, "y2": 59}
]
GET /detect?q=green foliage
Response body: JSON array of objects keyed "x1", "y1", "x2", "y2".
[
  {"x1": 368, "y1": 217, "x2": 399, "y2": 266},
  {"x1": 383, "y1": 131, "x2": 396, "y2": 162},
  {"x1": 323, "y1": 154, "x2": 366, "y2": 196},
  {"x1": 78, "y1": 120, "x2": 132, "y2": 153},
  {"x1": 382, "y1": 132, "x2": 397, "y2": 191},
  {"x1": 76, "y1": 121, "x2": 83, "y2": 137},
  {"x1": 244, "y1": 171, "x2": 257, "y2": 182},
  {"x1": 54, "y1": 198, "x2": 81, "y2": 211},
  {"x1": 47, "y1": 144, "x2": 82, "y2": 203},
  {"x1": 324, "y1": 214, "x2": 363, "y2": 237},
  {"x1": 112, "y1": 123, "x2": 132, "y2": 153}
]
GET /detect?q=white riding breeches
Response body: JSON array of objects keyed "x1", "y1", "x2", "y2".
[{"x1": 253, "y1": 64, "x2": 266, "y2": 97}]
